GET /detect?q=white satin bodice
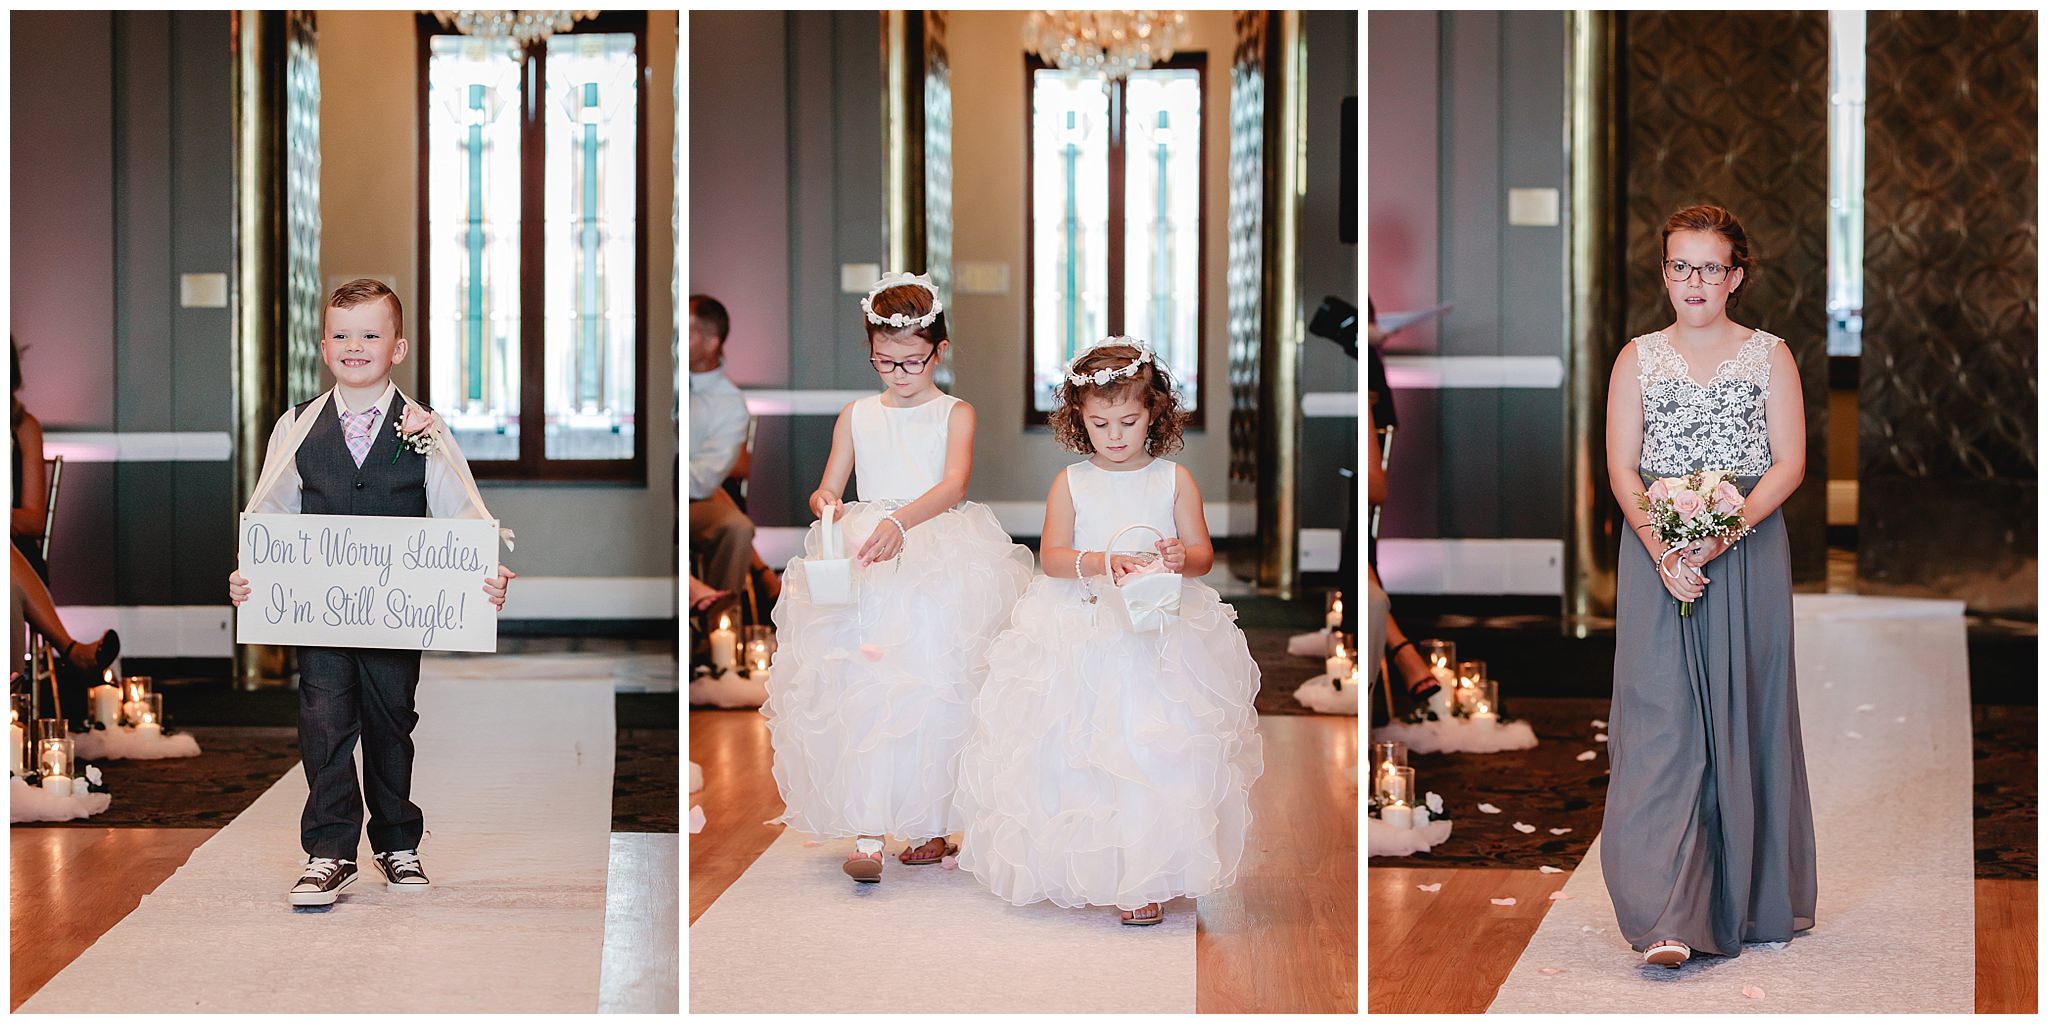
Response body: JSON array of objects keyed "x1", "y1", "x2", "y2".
[
  {"x1": 850, "y1": 393, "x2": 958, "y2": 502},
  {"x1": 1068, "y1": 458, "x2": 1179, "y2": 552}
]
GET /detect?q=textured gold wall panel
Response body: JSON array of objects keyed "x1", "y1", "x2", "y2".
[
  {"x1": 1860, "y1": 11, "x2": 2037, "y2": 615},
  {"x1": 1618, "y1": 11, "x2": 1832, "y2": 585}
]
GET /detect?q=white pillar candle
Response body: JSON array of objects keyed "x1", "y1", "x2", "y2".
[
  {"x1": 1325, "y1": 597, "x2": 1343, "y2": 629},
  {"x1": 1325, "y1": 648, "x2": 1353, "y2": 681},
  {"x1": 1379, "y1": 802, "x2": 1414, "y2": 829},
  {"x1": 1426, "y1": 686, "x2": 1452, "y2": 717},
  {"x1": 41, "y1": 774, "x2": 69, "y2": 792},
  {"x1": 136, "y1": 722, "x2": 163, "y2": 739},
  {"x1": 709, "y1": 615, "x2": 738, "y2": 671},
  {"x1": 8, "y1": 722, "x2": 21, "y2": 775},
  {"x1": 90, "y1": 685, "x2": 121, "y2": 727},
  {"x1": 1471, "y1": 710, "x2": 1499, "y2": 730}
]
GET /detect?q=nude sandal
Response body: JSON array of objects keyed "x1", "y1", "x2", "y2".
[
  {"x1": 1120, "y1": 903, "x2": 1164, "y2": 927},
  {"x1": 842, "y1": 850, "x2": 884, "y2": 883},
  {"x1": 1644, "y1": 939, "x2": 1690, "y2": 967},
  {"x1": 896, "y1": 838, "x2": 957, "y2": 866}
]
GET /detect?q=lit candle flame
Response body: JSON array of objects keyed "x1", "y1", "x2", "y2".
[
  {"x1": 1332, "y1": 597, "x2": 1343, "y2": 614},
  {"x1": 718, "y1": 614, "x2": 731, "y2": 631}
]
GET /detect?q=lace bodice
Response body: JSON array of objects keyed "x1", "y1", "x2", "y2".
[{"x1": 1635, "y1": 329, "x2": 1778, "y2": 477}]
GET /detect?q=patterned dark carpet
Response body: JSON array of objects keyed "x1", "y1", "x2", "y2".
[
  {"x1": 1369, "y1": 697, "x2": 2035, "y2": 881},
  {"x1": 28, "y1": 695, "x2": 679, "y2": 833}
]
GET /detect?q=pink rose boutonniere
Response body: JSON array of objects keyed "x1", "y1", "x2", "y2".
[{"x1": 391, "y1": 403, "x2": 440, "y2": 462}]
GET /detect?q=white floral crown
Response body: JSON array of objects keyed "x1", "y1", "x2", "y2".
[
  {"x1": 860, "y1": 271, "x2": 943, "y2": 330},
  {"x1": 1065, "y1": 336, "x2": 1156, "y2": 387}
]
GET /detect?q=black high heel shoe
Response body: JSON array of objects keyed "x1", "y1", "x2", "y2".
[
  {"x1": 1384, "y1": 639, "x2": 1441, "y2": 698},
  {"x1": 63, "y1": 629, "x2": 120, "y2": 673}
]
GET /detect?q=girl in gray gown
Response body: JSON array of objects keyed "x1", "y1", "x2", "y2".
[{"x1": 1599, "y1": 204, "x2": 1818, "y2": 968}]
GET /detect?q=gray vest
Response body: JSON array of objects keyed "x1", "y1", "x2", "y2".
[{"x1": 293, "y1": 392, "x2": 429, "y2": 517}]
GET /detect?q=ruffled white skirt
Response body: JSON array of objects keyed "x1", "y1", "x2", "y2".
[
  {"x1": 954, "y1": 575, "x2": 1265, "y2": 911},
  {"x1": 764, "y1": 500, "x2": 1033, "y2": 840}
]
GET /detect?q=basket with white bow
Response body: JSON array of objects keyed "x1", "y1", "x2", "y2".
[{"x1": 1098, "y1": 524, "x2": 1182, "y2": 632}]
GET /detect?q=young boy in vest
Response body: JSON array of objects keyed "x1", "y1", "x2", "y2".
[{"x1": 228, "y1": 279, "x2": 515, "y2": 906}]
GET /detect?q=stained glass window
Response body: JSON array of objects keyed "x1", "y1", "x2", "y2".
[
  {"x1": 1028, "y1": 61, "x2": 1206, "y2": 419},
  {"x1": 419, "y1": 14, "x2": 647, "y2": 481},
  {"x1": 543, "y1": 32, "x2": 639, "y2": 460},
  {"x1": 1031, "y1": 70, "x2": 1112, "y2": 411},
  {"x1": 426, "y1": 35, "x2": 523, "y2": 460},
  {"x1": 1123, "y1": 69, "x2": 1202, "y2": 404}
]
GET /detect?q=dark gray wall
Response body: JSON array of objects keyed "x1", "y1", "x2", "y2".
[
  {"x1": 1299, "y1": 10, "x2": 1359, "y2": 533},
  {"x1": 689, "y1": 10, "x2": 884, "y2": 529},
  {"x1": 1368, "y1": 10, "x2": 1567, "y2": 543},
  {"x1": 12, "y1": 11, "x2": 235, "y2": 607}
]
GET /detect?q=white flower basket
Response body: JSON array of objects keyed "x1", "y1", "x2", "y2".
[
  {"x1": 1101, "y1": 524, "x2": 1181, "y2": 633},
  {"x1": 807, "y1": 504, "x2": 855, "y2": 606}
]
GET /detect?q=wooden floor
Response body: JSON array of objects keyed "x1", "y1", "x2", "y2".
[
  {"x1": 1369, "y1": 865, "x2": 2037, "y2": 1014},
  {"x1": 11, "y1": 826, "x2": 679, "y2": 1012},
  {"x1": 688, "y1": 708, "x2": 1359, "y2": 1013}
]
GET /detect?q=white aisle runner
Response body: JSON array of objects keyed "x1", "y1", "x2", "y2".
[
  {"x1": 1489, "y1": 595, "x2": 1974, "y2": 1012},
  {"x1": 21, "y1": 670, "x2": 615, "y2": 1013},
  {"x1": 689, "y1": 831, "x2": 1198, "y2": 1012}
]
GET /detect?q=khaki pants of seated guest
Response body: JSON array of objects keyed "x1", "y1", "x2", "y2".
[{"x1": 689, "y1": 488, "x2": 756, "y2": 595}]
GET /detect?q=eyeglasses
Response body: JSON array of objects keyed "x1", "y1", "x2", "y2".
[
  {"x1": 1664, "y1": 259, "x2": 1735, "y2": 285},
  {"x1": 870, "y1": 343, "x2": 940, "y2": 376}
]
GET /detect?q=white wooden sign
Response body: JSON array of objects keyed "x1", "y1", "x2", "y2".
[{"x1": 236, "y1": 512, "x2": 501, "y2": 653}]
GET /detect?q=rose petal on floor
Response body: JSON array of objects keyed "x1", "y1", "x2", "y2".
[
  {"x1": 1742, "y1": 985, "x2": 1766, "y2": 1000},
  {"x1": 1549, "y1": 827, "x2": 1573, "y2": 835},
  {"x1": 1856, "y1": 704, "x2": 1875, "y2": 712},
  {"x1": 1547, "y1": 891, "x2": 1574, "y2": 901},
  {"x1": 1595, "y1": 733, "x2": 1608, "y2": 742},
  {"x1": 1846, "y1": 730, "x2": 1864, "y2": 739},
  {"x1": 688, "y1": 805, "x2": 707, "y2": 834},
  {"x1": 801, "y1": 839, "x2": 822, "y2": 847},
  {"x1": 1491, "y1": 897, "x2": 1517, "y2": 906},
  {"x1": 1513, "y1": 822, "x2": 1537, "y2": 833},
  {"x1": 1576, "y1": 750, "x2": 1598, "y2": 761},
  {"x1": 1417, "y1": 882, "x2": 1443, "y2": 893},
  {"x1": 1478, "y1": 802, "x2": 1502, "y2": 814},
  {"x1": 940, "y1": 855, "x2": 958, "y2": 870},
  {"x1": 1539, "y1": 865, "x2": 1564, "y2": 874},
  {"x1": 1591, "y1": 719, "x2": 1607, "y2": 728},
  {"x1": 1539, "y1": 967, "x2": 1566, "y2": 975}
]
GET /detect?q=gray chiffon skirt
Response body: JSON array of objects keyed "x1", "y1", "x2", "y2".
[{"x1": 1600, "y1": 473, "x2": 1817, "y2": 956}]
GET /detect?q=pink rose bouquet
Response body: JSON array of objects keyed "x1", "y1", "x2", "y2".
[{"x1": 1635, "y1": 469, "x2": 1752, "y2": 617}]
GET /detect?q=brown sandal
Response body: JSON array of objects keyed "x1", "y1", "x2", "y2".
[
  {"x1": 896, "y1": 838, "x2": 957, "y2": 866},
  {"x1": 1120, "y1": 902, "x2": 1164, "y2": 926},
  {"x1": 842, "y1": 850, "x2": 884, "y2": 883}
]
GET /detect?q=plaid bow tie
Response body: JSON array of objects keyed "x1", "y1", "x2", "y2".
[{"x1": 340, "y1": 406, "x2": 381, "y2": 467}]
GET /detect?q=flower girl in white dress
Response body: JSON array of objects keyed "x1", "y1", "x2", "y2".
[
  {"x1": 765, "y1": 273, "x2": 1033, "y2": 883},
  {"x1": 954, "y1": 339, "x2": 1264, "y2": 926}
]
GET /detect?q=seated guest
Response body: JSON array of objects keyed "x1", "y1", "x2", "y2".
[
  {"x1": 13, "y1": 337, "x2": 48, "y2": 581},
  {"x1": 687, "y1": 295, "x2": 776, "y2": 600}
]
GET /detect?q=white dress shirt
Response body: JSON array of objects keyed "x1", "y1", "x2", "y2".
[
  {"x1": 688, "y1": 367, "x2": 751, "y2": 502},
  {"x1": 247, "y1": 381, "x2": 490, "y2": 520}
]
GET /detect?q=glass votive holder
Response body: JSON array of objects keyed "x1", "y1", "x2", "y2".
[
  {"x1": 742, "y1": 625, "x2": 776, "y2": 676},
  {"x1": 1471, "y1": 679, "x2": 1501, "y2": 719},
  {"x1": 1379, "y1": 765, "x2": 1415, "y2": 808},
  {"x1": 35, "y1": 718, "x2": 66, "y2": 744},
  {"x1": 121, "y1": 675, "x2": 153, "y2": 705},
  {"x1": 10, "y1": 691, "x2": 30, "y2": 725},
  {"x1": 1372, "y1": 740, "x2": 1407, "y2": 779},
  {"x1": 37, "y1": 736, "x2": 74, "y2": 779},
  {"x1": 1418, "y1": 639, "x2": 1457, "y2": 672},
  {"x1": 132, "y1": 694, "x2": 164, "y2": 730}
]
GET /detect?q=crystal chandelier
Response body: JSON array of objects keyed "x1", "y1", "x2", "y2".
[
  {"x1": 1025, "y1": 10, "x2": 1189, "y2": 82},
  {"x1": 433, "y1": 10, "x2": 600, "y2": 57}
]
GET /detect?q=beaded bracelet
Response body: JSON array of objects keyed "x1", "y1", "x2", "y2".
[
  {"x1": 881, "y1": 513, "x2": 908, "y2": 560},
  {"x1": 1074, "y1": 548, "x2": 1090, "y2": 580}
]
